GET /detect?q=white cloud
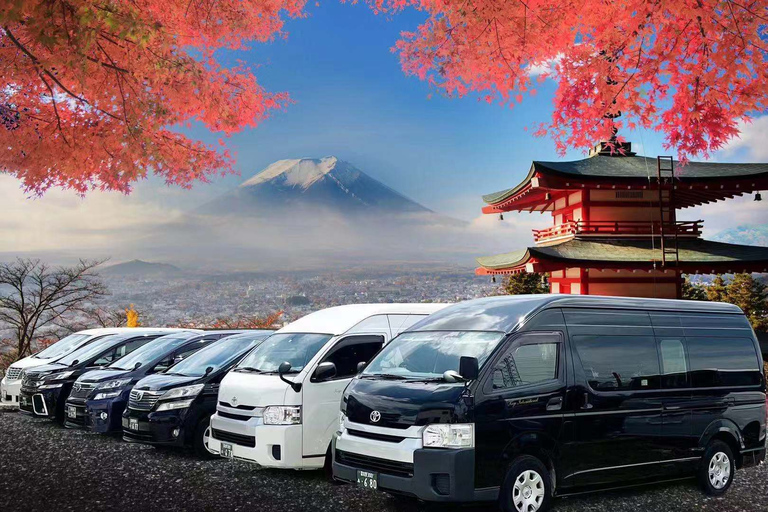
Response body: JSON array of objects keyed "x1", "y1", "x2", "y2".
[
  {"x1": 527, "y1": 54, "x2": 563, "y2": 77},
  {"x1": 720, "y1": 116, "x2": 768, "y2": 161}
]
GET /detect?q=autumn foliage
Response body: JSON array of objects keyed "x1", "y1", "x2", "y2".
[
  {"x1": 1, "y1": 0, "x2": 304, "y2": 194},
  {"x1": 173, "y1": 310, "x2": 284, "y2": 330},
  {"x1": 125, "y1": 304, "x2": 140, "y2": 327},
  {"x1": 371, "y1": 0, "x2": 768, "y2": 159}
]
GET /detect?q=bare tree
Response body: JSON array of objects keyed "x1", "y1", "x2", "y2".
[
  {"x1": 55, "y1": 306, "x2": 129, "y2": 334},
  {"x1": 0, "y1": 258, "x2": 108, "y2": 358}
]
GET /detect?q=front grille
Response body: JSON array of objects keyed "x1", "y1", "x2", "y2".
[
  {"x1": 347, "y1": 429, "x2": 405, "y2": 443},
  {"x1": 7, "y1": 367, "x2": 22, "y2": 380},
  {"x1": 211, "y1": 428, "x2": 256, "y2": 448},
  {"x1": 336, "y1": 450, "x2": 414, "y2": 478},
  {"x1": 69, "y1": 382, "x2": 96, "y2": 401},
  {"x1": 219, "y1": 401, "x2": 258, "y2": 411},
  {"x1": 128, "y1": 390, "x2": 163, "y2": 411},
  {"x1": 218, "y1": 411, "x2": 252, "y2": 422}
]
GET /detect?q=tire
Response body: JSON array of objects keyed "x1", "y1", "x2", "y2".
[
  {"x1": 699, "y1": 440, "x2": 735, "y2": 496},
  {"x1": 193, "y1": 416, "x2": 217, "y2": 459},
  {"x1": 500, "y1": 455, "x2": 553, "y2": 512}
]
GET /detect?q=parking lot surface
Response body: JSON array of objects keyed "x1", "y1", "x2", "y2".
[{"x1": 1, "y1": 411, "x2": 766, "y2": 512}]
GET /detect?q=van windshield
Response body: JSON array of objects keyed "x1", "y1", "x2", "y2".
[
  {"x1": 109, "y1": 333, "x2": 196, "y2": 370},
  {"x1": 57, "y1": 336, "x2": 121, "y2": 366},
  {"x1": 236, "y1": 333, "x2": 332, "y2": 373},
  {"x1": 363, "y1": 331, "x2": 503, "y2": 380},
  {"x1": 166, "y1": 333, "x2": 268, "y2": 377},
  {"x1": 34, "y1": 333, "x2": 92, "y2": 360}
]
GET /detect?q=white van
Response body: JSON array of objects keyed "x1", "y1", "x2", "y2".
[
  {"x1": 207, "y1": 303, "x2": 448, "y2": 470},
  {"x1": 0, "y1": 328, "x2": 190, "y2": 408}
]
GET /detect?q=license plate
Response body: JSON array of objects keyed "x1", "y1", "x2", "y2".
[
  {"x1": 129, "y1": 418, "x2": 139, "y2": 431},
  {"x1": 357, "y1": 470, "x2": 378, "y2": 490},
  {"x1": 67, "y1": 405, "x2": 77, "y2": 419},
  {"x1": 220, "y1": 442, "x2": 233, "y2": 459}
]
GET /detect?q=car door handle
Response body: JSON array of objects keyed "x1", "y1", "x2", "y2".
[{"x1": 546, "y1": 397, "x2": 563, "y2": 411}]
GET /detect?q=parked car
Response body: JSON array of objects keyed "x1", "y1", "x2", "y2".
[
  {"x1": 207, "y1": 303, "x2": 449, "y2": 471},
  {"x1": 65, "y1": 331, "x2": 243, "y2": 433},
  {"x1": 122, "y1": 330, "x2": 274, "y2": 457},
  {"x1": 332, "y1": 295, "x2": 767, "y2": 512},
  {"x1": 1, "y1": 328, "x2": 183, "y2": 408},
  {"x1": 19, "y1": 330, "x2": 196, "y2": 422}
]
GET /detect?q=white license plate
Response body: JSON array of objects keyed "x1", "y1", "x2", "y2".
[
  {"x1": 67, "y1": 405, "x2": 77, "y2": 419},
  {"x1": 220, "y1": 442, "x2": 233, "y2": 459},
  {"x1": 129, "y1": 418, "x2": 139, "y2": 431},
  {"x1": 357, "y1": 470, "x2": 378, "y2": 490}
]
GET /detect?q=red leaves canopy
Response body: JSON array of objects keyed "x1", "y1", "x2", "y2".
[
  {"x1": 373, "y1": 0, "x2": 768, "y2": 159},
  {"x1": 1, "y1": 0, "x2": 305, "y2": 194},
  {"x1": 2, "y1": 1, "x2": 766, "y2": 195}
]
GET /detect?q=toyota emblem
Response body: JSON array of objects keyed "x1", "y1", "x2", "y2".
[
  {"x1": 135, "y1": 391, "x2": 144, "y2": 400},
  {"x1": 73, "y1": 383, "x2": 81, "y2": 392},
  {"x1": 231, "y1": 396, "x2": 238, "y2": 406},
  {"x1": 369, "y1": 410, "x2": 381, "y2": 423}
]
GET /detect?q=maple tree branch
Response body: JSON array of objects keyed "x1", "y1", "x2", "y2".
[{"x1": 38, "y1": 74, "x2": 71, "y2": 147}]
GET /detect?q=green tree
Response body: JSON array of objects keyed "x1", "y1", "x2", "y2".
[
  {"x1": 503, "y1": 273, "x2": 549, "y2": 295},
  {"x1": 682, "y1": 276, "x2": 708, "y2": 301},
  {"x1": 706, "y1": 275, "x2": 729, "y2": 303},
  {"x1": 724, "y1": 274, "x2": 768, "y2": 333}
]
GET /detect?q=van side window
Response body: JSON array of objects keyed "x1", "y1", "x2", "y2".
[
  {"x1": 686, "y1": 337, "x2": 761, "y2": 387},
  {"x1": 659, "y1": 339, "x2": 689, "y2": 388},
  {"x1": 322, "y1": 335, "x2": 385, "y2": 380},
  {"x1": 574, "y1": 336, "x2": 660, "y2": 391},
  {"x1": 491, "y1": 343, "x2": 559, "y2": 391}
]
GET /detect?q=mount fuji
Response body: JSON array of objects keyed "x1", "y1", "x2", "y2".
[{"x1": 202, "y1": 157, "x2": 436, "y2": 217}]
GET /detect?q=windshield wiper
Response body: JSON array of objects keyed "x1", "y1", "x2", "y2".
[
  {"x1": 235, "y1": 366, "x2": 263, "y2": 373},
  {"x1": 164, "y1": 371, "x2": 188, "y2": 377},
  {"x1": 371, "y1": 373, "x2": 409, "y2": 380}
]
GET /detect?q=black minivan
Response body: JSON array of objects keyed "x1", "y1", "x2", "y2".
[
  {"x1": 65, "y1": 331, "x2": 243, "y2": 433},
  {"x1": 122, "y1": 330, "x2": 273, "y2": 457},
  {"x1": 333, "y1": 295, "x2": 766, "y2": 511},
  {"x1": 19, "y1": 331, "x2": 181, "y2": 422}
]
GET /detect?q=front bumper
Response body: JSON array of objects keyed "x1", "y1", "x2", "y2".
[
  {"x1": 332, "y1": 433, "x2": 496, "y2": 502},
  {"x1": 207, "y1": 413, "x2": 308, "y2": 468},
  {"x1": 1, "y1": 377, "x2": 21, "y2": 406},
  {"x1": 19, "y1": 387, "x2": 63, "y2": 418},
  {"x1": 122, "y1": 408, "x2": 189, "y2": 447},
  {"x1": 83, "y1": 397, "x2": 128, "y2": 433}
]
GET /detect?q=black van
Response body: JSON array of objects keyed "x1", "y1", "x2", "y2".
[
  {"x1": 65, "y1": 331, "x2": 243, "y2": 432},
  {"x1": 19, "y1": 331, "x2": 182, "y2": 422},
  {"x1": 332, "y1": 295, "x2": 766, "y2": 511},
  {"x1": 122, "y1": 330, "x2": 273, "y2": 457}
]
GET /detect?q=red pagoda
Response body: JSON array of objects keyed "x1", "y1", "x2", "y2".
[{"x1": 476, "y1": 141, "x2": 768, "y2": 299}]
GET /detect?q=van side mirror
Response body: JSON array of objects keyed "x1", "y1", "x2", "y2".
[
  {"x1": 459, "y1": 356, "x2": 479, "y2": 380},
  {"x1": 313, "y1": 362, "x2": 337, "y2": 382},
  {"x1": 356, "y1": 361, "x2": 367, "y2": 374},
  {"x1": 278, "y1": 361, "x2": 302, "y2": 393}
]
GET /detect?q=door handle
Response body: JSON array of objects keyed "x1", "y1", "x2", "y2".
[{"x1": 546, "y1": 396, "x2": 563, "y2": 411}]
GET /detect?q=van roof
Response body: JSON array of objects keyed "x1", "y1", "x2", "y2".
[
  {"x1": 277, "y1": 303, "x2": 450, "y2": 336},
  {"x1": 408, "y1": 294, "x2": 743, "y2": 334},
  {"x1": 77, "y1": 327, "x2": 201, "y2": 335}
]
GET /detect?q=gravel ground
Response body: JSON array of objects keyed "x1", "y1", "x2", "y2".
[{"x1": 1, "y1": 411, "x2": 765, "y2": 512}]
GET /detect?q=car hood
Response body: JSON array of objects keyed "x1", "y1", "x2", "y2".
[
  {"x1": 344, "y1": 377, "x2": 470, "y2": 429},
  {"x1": 77, "y1": 369, "x2": 131, "y2": 384},
  {"x1": 134, "y1": 374, "x2": 202, "y2": 392},
  {"x1": 8, "y1": 356, "x2": 56, "y2": 372},
  {"x1": 23, "y1": 363, "x2": 68, "y2": 378},
  {"x1": 218, "y1": 371, "x2": 298, "y2": 408}
]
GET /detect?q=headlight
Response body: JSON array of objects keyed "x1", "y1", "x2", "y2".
[
  {"x1": 46, "y1": 371, "x2": 74, "y2": 381},
  {"x1": 338, "y1": 411, "x2": 346, "y2": 432},
  {"x1": 96, "y1": 379, "x2": 131, "y2": 390},
  {"x1": 155, "y1": 399, "x2": 194, "y2": 412},
  {"x1": 158, "y1": 384, "x2": 204, "y2": 401},
  {"x1": 263, "y1": 406, "x2": 301, "y2": 425},
  {"x1": 93, "y1": 391, "x2": 122, "y2": 400},
  {"x1": 422, "y1": 423, "x2": 474, "y2": 449}
]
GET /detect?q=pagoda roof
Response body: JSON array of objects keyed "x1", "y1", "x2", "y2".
[
  {"x1": 476, "y1": 238, "x2": 768, "y2": 274},
  {"x1": 483, "y1": 154, "x2": 768, "y2": 208}
]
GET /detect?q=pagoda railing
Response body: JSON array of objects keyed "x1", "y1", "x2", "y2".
[{"x1": 533, "y1": 220, "x2": 703, "y2": 243}]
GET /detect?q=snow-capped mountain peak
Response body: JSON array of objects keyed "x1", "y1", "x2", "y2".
[{"x1": 240, "y1": 156, "x2": 348, "y2": 190}]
